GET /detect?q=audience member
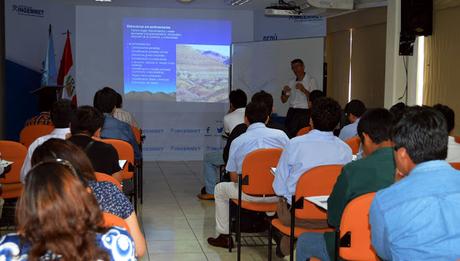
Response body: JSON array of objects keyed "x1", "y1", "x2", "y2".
[
  {"x1": 433, "y1": 104, "x2": 460, "y2": 162},
  {"x1": 24, "y1": 88, "x2": 57, "y2": 127},
  {"x1": 20, "y1": 99, "x2": 74, "y2": 183},
  {"x1": 31, "y1": 139, "x2": 146, "y2": 257},
  {"x1": 0, "y1": 161, "x2": 136, "y2": 260},
  {"x1": 370, "y1": 106, "x2": 460, "y2": 260},
  {"x1": 93, "y1": 87, "x2": 141, "y2": 160},
  {"x1": 68, "y1": 106, "x2": 123, "y2": 181},
  {"x1": 389, "y1": 102, "x2": 407, "y2": 124},
  {"x1": 224, "y1": 89, "x2": 247, "y2": 136},
  {"x1": 113, "y1": 91, "x2": 139, "y2": 128},
  {"x1": 273, "y1": 97, "x2": 352, "y2": 256},
  {"x1": 207, "y1": 101, "x2": 289, "y2": 248},
  {"x1": 296, "y1": 108, "x2": 396, "y2": 261},
  {"x1": 197, "y1": 89, "x2": 248, "y2": 200},
  {"x1": 339, "y1": 99, "x2": 366, "y2": 141}
]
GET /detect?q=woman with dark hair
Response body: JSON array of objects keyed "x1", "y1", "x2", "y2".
[
  {"x1": 0, "y1": 161, "x2": 135, "y2": 260},
  {"x1": 29, "y1": 138, "x2": 146, "y2": 257}
]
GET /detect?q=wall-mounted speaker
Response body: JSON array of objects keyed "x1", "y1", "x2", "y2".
[{"x1": 401, "y1": 0, "x2": 433, "y2": 36}]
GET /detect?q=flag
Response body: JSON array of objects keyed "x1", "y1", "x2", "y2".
[
  {"x1": 41, "y1": 24, "x2": 57, "y2": 86},
  {"x1": 57, "y1": 30, "x2": 76, "y2": 105}
]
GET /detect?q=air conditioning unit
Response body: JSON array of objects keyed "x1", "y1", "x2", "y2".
[{"x1": 264, "y1": 5, "x2": 305, "y2": 16}]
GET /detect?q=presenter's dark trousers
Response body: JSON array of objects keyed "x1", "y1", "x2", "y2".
[{"x1": 285, "y1": 107, "x2": 309, "y2": 138}]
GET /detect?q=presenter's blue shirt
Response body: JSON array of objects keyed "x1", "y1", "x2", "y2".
[
  {"x1": 370, "y1": 160, "x2": 460, "y2": 261},
  {"x1": 101, "y1": 114, "x2": 141, "y2": 160},
  {"x1": 225, "y1": 122, "x2": 289, "y2": 174},
  {"x1": 273, "y1": 129, "x2": 352, "y2": 204}
]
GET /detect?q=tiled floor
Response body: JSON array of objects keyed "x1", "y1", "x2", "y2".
[{"x1": 139, "y1": 161, "x2": 288, "y2": 261}]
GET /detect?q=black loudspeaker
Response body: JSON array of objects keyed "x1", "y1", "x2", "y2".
[
  {"x1": 399, "y1": 33, "x2": 416, "y2": 56},
  {"x1": 401, "y1": 0, "x2": 433, "y2": 36}
]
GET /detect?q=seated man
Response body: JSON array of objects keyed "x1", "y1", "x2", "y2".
[
  {"x1": 207, "y1": 101, "x2": 289, "y2": 248},
  {"x1": 433, "y1": 104, "x2": 460, "y2": 162},
  {"x1": 113, "y1": 91, "x2": 139, "y2": 128},
  {"x1": 339, "y1": 99, "x2": 366, "y2": 141},
  {"x1": 198, "y1": 89, "x2": 247, "y2": 200},
  {"x1": 93, "y1": 87, "x2": 141, "y2": 160},
  {"x1": 68, "y1": 106, "x2": 123, "y2": 181},
  {"x1": 370, "y1": 106, "x2": 460, "y2": 260},
  {"x1": 296, "y1": 108, "x2": 396, "y2": 261},
  {"x1": 274, "y1": 97, "x2": 352, "y2": 206},
  {"x1": 20, "y1": 99, "x2": 74, "y2": 183}
]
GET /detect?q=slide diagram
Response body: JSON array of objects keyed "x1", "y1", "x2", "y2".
[{"x1": 123, "y1": 18, "x2": 231, "y2": 103}]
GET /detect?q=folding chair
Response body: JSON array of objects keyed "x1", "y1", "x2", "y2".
[
  {"x1": 231, "y1": 148, "x2": 283, "y2": 261},
  {"x1": 0, "y1": 141, "x2": 27, "y2": 199},
  {"x1": 455, "y1": 136, "x2": 460, "y2": 143},
  {"x1": 101, "y1": 139, "x2": 137, "y2": 212},
  {"x1": 102, "y1": 212, "x2": 131, "y2": 234},
  {"x1": 268, "y1": 165, "x2": 343, "y2": 261},
  {"x1": 337, "y1": 193, "x2": 379, "y2": 261},
  {"x1": 345, "y1": 136, "x2": 361, "y2": 155},
  {"x1": 95, "y1": 172, "x2": 123, "y2": 191},
  {"x1": 450, "y1": 162, "x2": 460, "y2": 171},
  {"x1": 19, "y1": 125, "x2": 54, "y2": 148},
  {"x1": 296, "y1": 126, "x2": 312, "y2": 136},
  {"x1": 131, "y1": 126, "x2": 145, "y2": 204}
]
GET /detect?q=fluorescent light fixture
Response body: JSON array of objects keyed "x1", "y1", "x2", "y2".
[
  {"x1": 95, "y1": 0, "x2": 112, "y2": 2},
  {"x1": 348, "y1": 28, "x2": 353, "y2": 102},
  {"x1": 416, "y1": 36, "x2": 425, "y2": 105}
]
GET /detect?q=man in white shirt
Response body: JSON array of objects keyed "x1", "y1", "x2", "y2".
[
  {"x1": 207, "y1": 101, "x2": 289, "y2": 248},
  {"x1": 339, "y1": 99, "x2": 366, "y2": 141},
  {"x1": 281, "y1": 58, "x2": 318, "y2": 138},
  {"x1": 197, "y1": 89, "x2": 247, "y2": 200},
  {"x1": 20, "y1": 99, "x2": 74, "y2": 183},
  {"x1": 433, "y1": 104, "x2": 460, "y2": 162},
  {"x1": 113, "y1": 91, "x2": 139, "y2": 128}
]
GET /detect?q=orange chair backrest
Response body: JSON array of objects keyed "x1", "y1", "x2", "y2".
[
  {"x1": 339, "y1": 193, "x2": 379, "y2": 261},
  {"x1": 295, "y1": 165, "x2": 343, "y2": 220},
  {"x1": 345, "y1": 136, "x2": 361, "y2": 155},
  {"x1": 131, "y1": 126, "x2": 142, "y2": 145},
  {"x1": 241, "y1": 148, "x2": 283, "y2": 196},
  {"x1": 296, "y1": 126, "x2": 312, "y2": 136},
  {"x1": 450, "y1": 162, "x2": 460, "y2": 171},
  {"x1": 102, "y1": 212, "x2": 130, "y2": 234},
  {"x1": 0, "y1": 141, "x2": 28, "y2": 184},
  {"x1": 95, "y1": 172, "x2": 123, "y2": 191},
  {"x1": 455, "y1": 136, "x2": 460, "y2": 143},
  {"x1": 101, "y1": 139, "x2": 134, "y2": 180},
  {"x1": 19, "y1": 125, "x2": 54, "y2": 148}
]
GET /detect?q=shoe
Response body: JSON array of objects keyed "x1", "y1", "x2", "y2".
[
  {"x1": 197, "y1": 193, "x2": 214, "y2": 200},
  {"x1": 200, "y1": 186, "x2": 206, "y2": 195},
  {"x1": 207, "y1": 234, "x2": 234, "y2": 249}
]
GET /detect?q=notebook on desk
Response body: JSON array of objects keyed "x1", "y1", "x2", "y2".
[{"x1": 305, "y1": 195, "x2": 329, "y2": 210}]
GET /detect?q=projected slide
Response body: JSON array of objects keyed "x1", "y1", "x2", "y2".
[{"x1": 123, "y1": 19, "x2": 231, "y2": 103}]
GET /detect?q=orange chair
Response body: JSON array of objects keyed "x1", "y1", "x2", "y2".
[
  {"x1": 455, "y1": 136, "x2": 460, "y2": 143},
  {"x1": 268, "y1": 165, "x2": 343, "y2": 261},
  {"x1": 450, "y1": 162, "x2": 460, "y2": 170},
  {"x1": 296, "y1": 126, "x2": 312, "y2": 136},
  {"x1": 0, "y1": 141, "x2": 27, "y2": 199},
  {"x1": 131, "y1": 126, "x2": 143, "y2": 146},
  {"x1": 19, "y1": 125, "x2": 54, "y2": 148},
  {"x1": 345, "y1": 136, "x2": 361, "y2": 155},
  {"x1": 338, "y1": 193, "x2": 379, "y2": 261},
  {"x1": 102, "y1": 212, "x2": 131, "y2": 233},
  {"x1": 231, "y1": 148, "x2": 283, "y2": 258},
  {"x1": 130, "y1": 126, "x2": 144, "y2": 204},
  {"x1": 95, "y1": 172, "x2": 123, "y2": 191}
]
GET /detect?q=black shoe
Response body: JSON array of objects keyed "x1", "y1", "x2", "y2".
[
  {"x1": 200, "y1": 186, "x2": 206, "y2": 195},
  {"x1": 207, "y1": 234, "x2": 234, "y2": 249}
]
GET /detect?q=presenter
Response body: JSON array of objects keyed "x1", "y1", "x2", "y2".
[{"x1": 281, "y1": 58, "x2": 318, "y2": 138}]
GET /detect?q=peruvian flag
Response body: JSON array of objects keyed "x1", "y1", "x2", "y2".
[{"x1": 57, "y1": 30, "x2": 77, "y2": 105}]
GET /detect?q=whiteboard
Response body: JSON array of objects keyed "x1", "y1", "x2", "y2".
[{"x1": 231, "y1": 38, "x2": 324, "y2": 117}]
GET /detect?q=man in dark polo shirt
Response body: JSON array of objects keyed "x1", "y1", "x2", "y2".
[
  {"x1": 296, "y1": 108, "x2": 396, "y2": 261},
  {"x1": 68, "y1": 106, "x2": 122, "y2": 181}
]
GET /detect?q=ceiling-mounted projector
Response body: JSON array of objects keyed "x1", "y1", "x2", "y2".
[
  {"x1": 306, "y1": 0, "x2": 353, "y2": 9},
  {"x1": 265, "y1": 5, "x2": 304, "y2": 16}
]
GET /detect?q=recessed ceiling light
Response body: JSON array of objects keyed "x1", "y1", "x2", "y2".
[
  {"x1": 177, "y1": 0, "x2": 194, "y2": 3},
  {"x1": 95, "y1": 0, "x2": 112, "y2": 2}
]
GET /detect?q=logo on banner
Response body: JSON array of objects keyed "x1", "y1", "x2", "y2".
[
  {"x1": 206, "y1": 146, "x2": 223, "y2": 152},
  {"x1": 170, "y1": 128, "x2": 201, "y2": 134},
  {"x1": 12, "y1": 5, "x2": 44, "y2": 17},
  {"x1": 288, "y1": 15, "x2": 323, "y2": 23},
  {"x1": 143, "y1": 146, "x2": 165, "y2": 152},
  {"x1": 143, "y1": 128, "x2": 165, "y2": 134},
  {"x1": 170, "y1": 146, "x2": 201, "y2": 151}
]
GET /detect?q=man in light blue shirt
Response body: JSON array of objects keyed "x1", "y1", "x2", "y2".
[
  {"x1": 339, "y1": 99, "x2": 366, "y2": 141},
  {"x1": 94, "y1": 87, "x2": 141, "y2": 160},
  {"x1": 274, "y1": 97, "x2": 352, "y2": 205},
  {"x1": 207, "y1": 101, "x2": 289, "y2": 248},
  {"x1": 370, "y1": 106, "x2": 460, "y2": 260}
]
